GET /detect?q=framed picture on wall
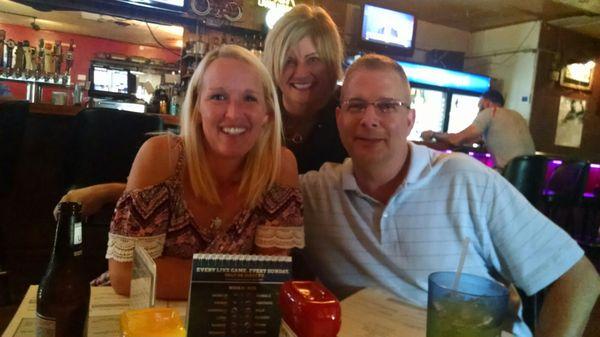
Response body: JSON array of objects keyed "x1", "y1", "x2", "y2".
[
  {"x1": 559, "y1": 61, "x2": 595, "y2": 91},
  {"x1": 554, "y1": 96, "x2": 586, "y2": 148}
]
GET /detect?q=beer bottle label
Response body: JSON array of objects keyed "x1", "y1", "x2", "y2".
[
  {"x1": 73, "y1": 221, "x2": 82, "y2": 245},
  {"x1": 35, "y1": 313, "x2": 56, "y2": 337}
]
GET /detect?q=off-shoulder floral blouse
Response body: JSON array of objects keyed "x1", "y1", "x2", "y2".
[{"x1": 105, "y1": 137, "x2": 304, "y2": 263}]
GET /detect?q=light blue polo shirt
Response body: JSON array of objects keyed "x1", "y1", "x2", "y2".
[{"x1": 300, "y1": 142, "x2": 583, "y2": 337}]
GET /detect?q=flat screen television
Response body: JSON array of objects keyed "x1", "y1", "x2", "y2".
[
  {"x1": 89, "y1": 65, "x2": 136, "y2": 99},
  {"x1": 115, "y1": 0, "x2": 186, "y2": 12},
  {"x1": 359, "y1": 3, "x2": 416, "y2": 56}
]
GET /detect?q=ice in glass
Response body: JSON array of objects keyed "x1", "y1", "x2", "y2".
[{"x1": 426, "y1": 272, "x2": 508, "y2": 337}]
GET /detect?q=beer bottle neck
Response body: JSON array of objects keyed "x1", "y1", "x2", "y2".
[{"x1": 53, "y1": 203, "x2": 83, "y2": 257}]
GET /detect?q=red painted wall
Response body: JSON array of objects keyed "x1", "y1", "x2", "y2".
[{"x1": 0, "y1": 23, "x2": 179, "y2": 103}]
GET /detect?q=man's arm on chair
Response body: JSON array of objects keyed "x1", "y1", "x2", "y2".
[
  {"x1": 58, "y1": 183, "x2": 126, "y2": 217},
  {"x1": 536, "y1": 256, "x2": 600, "y2": 337}
]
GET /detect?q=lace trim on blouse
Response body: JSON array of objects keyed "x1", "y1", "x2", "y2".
[
  {"x1": 106, "y1": 232, "x2": 166, "y2": 262},
  {"x1": 254, "y1": 224, "x2": 305, "y2": 249}
]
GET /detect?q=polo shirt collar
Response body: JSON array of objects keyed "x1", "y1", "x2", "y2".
[{"x1": 340, "y1": 142, "x2": 435, "y2": 192}]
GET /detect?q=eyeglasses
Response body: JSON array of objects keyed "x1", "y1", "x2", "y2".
[{"x1": 340, "y1": 99, "x2": 411, "y2": 116}]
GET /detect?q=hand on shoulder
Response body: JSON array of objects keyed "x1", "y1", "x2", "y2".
[
  {"x1": 276, "y1": 147, "x2": 299, "y2": 188},
  {"x1": 126, "y1": 134, "x2": 181, "y2": 191}
]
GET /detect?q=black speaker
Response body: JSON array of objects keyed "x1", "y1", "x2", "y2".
[{"x1": 426, "y1": 49, "x2": 465, "y2": 70}]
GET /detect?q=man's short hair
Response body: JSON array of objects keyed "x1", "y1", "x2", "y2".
[
  {"x1": 343, "y1": 54, "x2": 410, "y2": 94},
  {"x1": 481, "y1": 90, "x2": 505, "y2": 107}
]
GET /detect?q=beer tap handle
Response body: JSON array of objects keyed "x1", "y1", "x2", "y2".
[
  {"x1": 53, "y1": 40, "x2": 62, "y2": 75},
  {"x1": 0, "y1": 30, "x2": 5, "y2": 69},
  {"x1": 24, "y1": 40, "x2": 33, "y2": 71},
  {"x1": 15, "y1": 41, "x2": 25, "y2": 73},
  {"x1": 44, "y1": 42, "x2": 53, "y2": 76},
  {"x1": 36, "y1": 39, "x2": 45, "y2": 74},
  {"x1": 6, "y1": 39, "x2": 15, "y2": 70},
  {"x1": 65, "y1": 39, "x2": 74, "y2": 74}
]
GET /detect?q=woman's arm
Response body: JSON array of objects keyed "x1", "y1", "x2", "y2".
[
  {"x1": 109, "y1": 257, "x2": 192, "y2": 300},
  {"x1": 108, "y1": 135, "x2": 185, "y2": 299},
  {"x1": 57, "y1": 183, "x2": 126, "y2": 217}
]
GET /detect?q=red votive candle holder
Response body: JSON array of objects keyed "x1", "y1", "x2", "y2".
[{"x1": 279, "y1": 281, "x2": 341, "y2": 337}]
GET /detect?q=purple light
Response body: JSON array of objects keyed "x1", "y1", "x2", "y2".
[
  {"x1": 552, "y1": 160, "x2": 562, "y2": 165},
  {"x1": 468, "y1": 152, "x2": 474, "y2": 156},
  {"x1": 485, "y1": 153, "x2": 491, "y2": 158},
  {"x1": 584, "y1": 192, "x2": 595, "y2": 198},
  {"x1": 445, "y1": 150, "x2": 452, "y2": 154},
  {"x1": 591, "y1": 164, "x2": 600, "y2": 169}
]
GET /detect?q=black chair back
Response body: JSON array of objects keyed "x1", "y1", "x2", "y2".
[
  {"x1": 64, "y1": 108, "x2": 164, "y2": 189},
  {"x1": 0, "y1": 101, "x2": 29, "y2": 195},
  {"x1": 545, "y1": 160, "x2": 589, "y2": 206},
  {"x1": 503, "y1": 155, "x2": 548, "y2": 206},
  {"x1": 0, "y1": 101, "x2": 29, "y2": 305},
  {"x1": 63, "y1": 108, "x2": 164, "y2": 281}
]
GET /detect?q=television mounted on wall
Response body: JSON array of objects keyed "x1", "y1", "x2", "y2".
[
  {"x1": 359, "y1": 3, "x2": 416, "y2": 57},
  {"x1": 115, "y1": 0, "x2": 186, "y2": 12},
  {"x1": 88, "y1": 64, "x2": 137, "y2": 99}
]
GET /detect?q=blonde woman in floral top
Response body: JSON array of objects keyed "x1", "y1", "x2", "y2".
[{"x1": 105, "y1": 45, "x2": 304, "y2": 300}]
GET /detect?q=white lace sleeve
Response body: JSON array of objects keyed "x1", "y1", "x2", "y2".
[
  {"x1": 105, "y1": 233, "x2": 166, "y2": 262},
  {"x1": 254, "y1": 224, "x2": 305, "y2": 249}
]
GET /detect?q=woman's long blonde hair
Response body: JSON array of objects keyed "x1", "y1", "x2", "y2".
[{"x1": 179, "y1": 45, "x2": 282, "y2": 208}]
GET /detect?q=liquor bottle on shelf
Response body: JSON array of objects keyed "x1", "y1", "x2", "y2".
[
  {"x1": 169, "y1": 88, "x2": 180, "y2": 116},
  {"x1": 36, "y1": 202, "x2": 90, "y2": 337}
]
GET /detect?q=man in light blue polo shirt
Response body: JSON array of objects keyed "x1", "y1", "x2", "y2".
[{"x1": 300, "y1": 54, "x2": 599, "y2": 337}]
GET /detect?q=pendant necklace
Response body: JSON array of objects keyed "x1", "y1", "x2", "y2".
[{"x1": 209, "y1": 217, "x2": 222, "y2": 231}]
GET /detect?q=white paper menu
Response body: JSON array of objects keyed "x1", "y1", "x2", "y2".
[
  {"x1": 338, "y1": 288, "x2": 427, "y2": 337},
  {"x1": 129, "y1": 245, "x2": 157, "y2": 309}
]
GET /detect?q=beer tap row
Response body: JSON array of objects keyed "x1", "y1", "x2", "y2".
[{"x1": 0, "y1": 29, "x2": 75, "y2": 85}]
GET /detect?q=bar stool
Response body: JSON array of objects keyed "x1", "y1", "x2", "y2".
[
  {"x1": 580, "y1": 188, "x2": 600, "y2": 273},
  {"x1": 502, "y1": 155, "x2": 548, "y2": 207},
  {"x1": 542, "y1": 160, "x2": 590, "y2": 238}
]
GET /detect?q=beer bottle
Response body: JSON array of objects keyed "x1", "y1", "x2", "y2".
[{"x1": 36, "y1": 202, "x2": 90, "y2": 337}]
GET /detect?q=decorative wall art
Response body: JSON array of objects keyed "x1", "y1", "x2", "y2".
[
  {"x1": 559, "y1": 61, "x2": 595, "y2": 91},
  {"x1": 554, "y1": 96, "x2": 587, "y2": 148}
]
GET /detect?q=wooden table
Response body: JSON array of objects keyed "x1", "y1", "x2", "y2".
[
  {"x1": 1, "y1": 286, "x2": 186, "y2": 337},
  {"x1": 3, "y1": 286, "x2": 518, "y2": 337}
]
